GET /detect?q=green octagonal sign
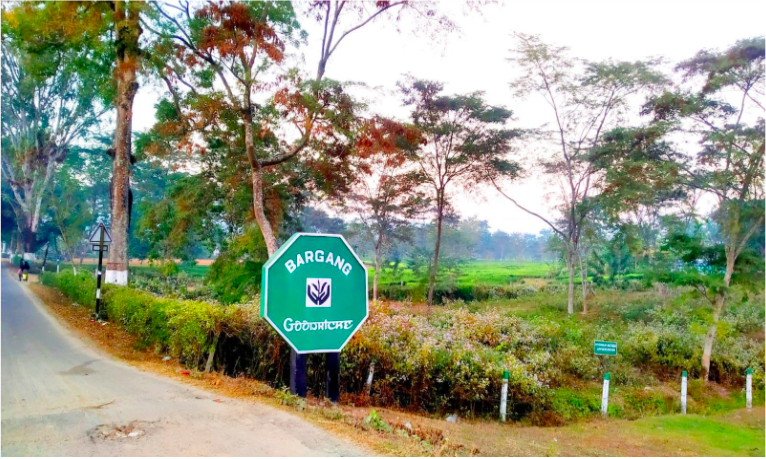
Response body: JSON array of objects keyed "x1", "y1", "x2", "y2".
[{"x1": 260, "y1": 233, "x2": 368, "y2": 354}]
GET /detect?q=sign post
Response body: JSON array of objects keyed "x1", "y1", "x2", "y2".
[
  {"x1": 746, "y1": 368, "x2": 752, "y2": 409},
  {"x1": 261, "y1": 233, "x2": 368, "y2": 401},
  {"x1": 594, "y1": 340, "x2": 617, "y2": 417},
  {"x1": 89, "y1": 223, "x2": 112, "y2": 320},
  {"x1": 594, "y1": 340, "x2": 617, "y2": 356}
]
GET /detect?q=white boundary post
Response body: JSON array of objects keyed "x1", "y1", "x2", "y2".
[
  {"x1": 681, "y1": 370, "x2": 687, "y2": 414},
  {"x1": 601, "y1": 372, "x2": 610, "y2": 417},
  {"x1": 500, "y1": 370, "x2": 509, "y2": 421},
  {"x1": 745, "y1": 368, "x2": 753, "y2": 409}
]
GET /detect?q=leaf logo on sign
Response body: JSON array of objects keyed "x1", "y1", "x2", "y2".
[{"x1": 307, "y1": 279, "x2": 331, "y2": 306}]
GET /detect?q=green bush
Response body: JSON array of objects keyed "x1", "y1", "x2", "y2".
[
  {"x1": 205, "y1": 257, "x2": 263, "y2": 304},
  {"x1": 104, "y1": 286, "x2": 225, "y2": 367},
  {"x1": 40, "y1": 270, "x2": 97, "y2": 308},
  {"x1": 550, "y1": 388, "x2": 601, "y2": 421},
  {"x1": 377, "y1": 281, "x2": 538, "y2": 304}
]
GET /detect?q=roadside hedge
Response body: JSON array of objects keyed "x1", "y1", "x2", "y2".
[
  {"x1": 377, "y1": 281, "x2": 538, "y2": 304},
  {"x1": 39, "y1": 270, "x2": 764, "y2": 422},
  {"x1": 40, "y1": 270, "x2": 96, "y2": 308}
]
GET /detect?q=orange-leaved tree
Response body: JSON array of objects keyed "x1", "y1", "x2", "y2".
[{"x1": 143, "y1": 0, "x2": 460, "y2": 257}]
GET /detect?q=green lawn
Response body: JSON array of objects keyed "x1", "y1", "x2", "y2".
[{"x1": 633, "y1": 412, "x2": 765, "y2": 456}]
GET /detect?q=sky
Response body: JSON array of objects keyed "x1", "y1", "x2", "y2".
[{"x1": 132, "y1": 0, "x2": 766, "y2": 234}]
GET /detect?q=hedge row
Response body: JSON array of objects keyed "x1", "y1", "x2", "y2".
[
  {"x1": 40, "y1": 270, "x2": 764, "y2": 422},
  {"x1": 377, "y1": 282, "x2": 539, "y2": 303}
]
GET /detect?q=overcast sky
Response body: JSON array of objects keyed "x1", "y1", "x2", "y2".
[{"x1": 132, "y1": 0, "x2": 765, "y2": 234}]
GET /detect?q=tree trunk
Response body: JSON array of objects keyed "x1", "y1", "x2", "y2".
[
  {"x1": 245, "y1": 118, "x2": 279, "y2": 257},
  {"x1": 105, "y1": 2, "x2": 141, "y2": 286},
  {"x1": 427, "y1": 192, "x2": 445, "y2": 307},
  {"x1": 579, "y1": 250, "x2": 588, "y2": 314},
  {"x1": 205, "y1": 331, "x2": 221, "y2": 373},
  {"x1": 373, "y1": 253, "x2": 380, "y2": 302},
  {"x1": 365, "y1": 360, "x2": 376, "y2": 396},
  {"x1": 701, "y1": 253, "x2": 735, "y2": 381},
  {"x1": 22, "y1": 215, "x2": 36, "y2": 261},
  {"x1": 62, "y1": 238, "x2": 77, "y2": 275},
  {"x1": 566, "y1": 245, "x2": 575, "y2": 314}
]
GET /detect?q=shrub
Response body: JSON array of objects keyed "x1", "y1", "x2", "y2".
[
  {"x1": 40, "y1": 270, "x2": 96, "y2": 308},
  {"x1": 103, "y1": 286, "x2": 226, "y2": 367},
  {"x1": 378, "y1": 282, "x2": 538, "y2": 304},
  {"x1": 205, "y1": 258, "x2": 263, "y2": 304},
  {"x1": 550, "y1": 388, "x2": 600, "y2": 421}
]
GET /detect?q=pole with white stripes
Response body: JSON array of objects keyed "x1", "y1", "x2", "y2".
[{"x1": 94, "y1": 228, "x2": 105, "y2": 320}]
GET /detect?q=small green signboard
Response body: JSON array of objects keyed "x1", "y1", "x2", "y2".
[
  {"x1": 261, "y1": 233, "x2": 368, "y2": 354},
  {"x1": 594, "y1": 340, "x2": 617, "y2": 356}
]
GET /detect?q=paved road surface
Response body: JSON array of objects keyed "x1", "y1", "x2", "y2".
[{"x1": 1, "y1": 268, "x2": 367, "y2": 456}]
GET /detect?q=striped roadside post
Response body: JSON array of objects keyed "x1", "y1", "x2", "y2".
[
  {"x1": 745, "y1": 368, "x2": 753, "y2": 409},
  {"x1": 87, "y1": 223, "x2": 111, "y2": 321},
  {"x1": 500, "y1": 370, "x2": 509, "y2": 421},
  {"x1": 601, "y1": 373, "x2": 610, "y2": 417},
  {"x1": 681, "y1": 371, "x2": 687, "y2": 414},
  {"x1": 94, "y1": 227, "x2": 105, "y2": 320}
]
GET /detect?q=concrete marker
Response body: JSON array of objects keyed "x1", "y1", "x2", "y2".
[
  {"x1": 601, "y1": 372, "x2": 610, "y2": 417},
  {"x1": 745, "y1": 368, "x2": 753, "y2": 409},
  {"x1": 500, "y1": 370, "x2": 509, "y2": 421},
  {"x1": 681, "y1": 370, "x2": 687, "y2": 414}
]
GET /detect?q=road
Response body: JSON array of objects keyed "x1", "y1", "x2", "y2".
[{"x1": 0, "y1": 268, "x2": 367, "y2": 456}]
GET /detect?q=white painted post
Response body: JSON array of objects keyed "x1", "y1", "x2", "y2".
[
  {"x1": 57, "y1": 264, "x2": 60, "y2": 273},
  {"x1": 601, "y1": 372, "x2": 610, "y2": 417},
  {"x1": 681, "y1": 370, "x2": 687, "y2": 414},
  {"x1": 500, "y1": 370, "x2": 509, "y2": 421},
  {"x1": 745, "y1": 368, "x2": 753, "y2": 409}
]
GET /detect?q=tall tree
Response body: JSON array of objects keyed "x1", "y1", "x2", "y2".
[
  {"x1": 589, "y1": 124, "x2": 685, "y2": 268},
  {"x1": 106, "y1": 1, "x2": 145, "y2": 285},
  {"x1": 145, "y1": 1, "x2": 360, "y2": 256},
  {"x1": 644, "y1": 37, "x2": 764, "y2": 380},
  {"x1": 47, "y1": 161, "x2": 93, "y2": 274},
  {"x1": 400, "y1": 78, "x2": 520, "y2": 306},
  {"x1": 145, "y1": 1, "x2": 460, "y2": 258},
  {"x1": 347, "y1": 118, "x2": 425, "y2": 301},
  {"x1": 1, "y1": 9, "x2": 106, "y2": 259},
  {"x1": 497, "y1": 33, "x2": 664, "y2": 314},
  {"x1": 2, "y1": 1, "x2": 148, "y2": 284}
]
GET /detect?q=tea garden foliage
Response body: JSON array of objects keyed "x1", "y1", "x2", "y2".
[{"x1": 40, "y1": 270, "x2": 764, "y2": 423}]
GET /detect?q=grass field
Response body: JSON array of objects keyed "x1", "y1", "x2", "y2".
[{"x1": 374, "y1": 260, "x2": 559, "y2": 286}]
